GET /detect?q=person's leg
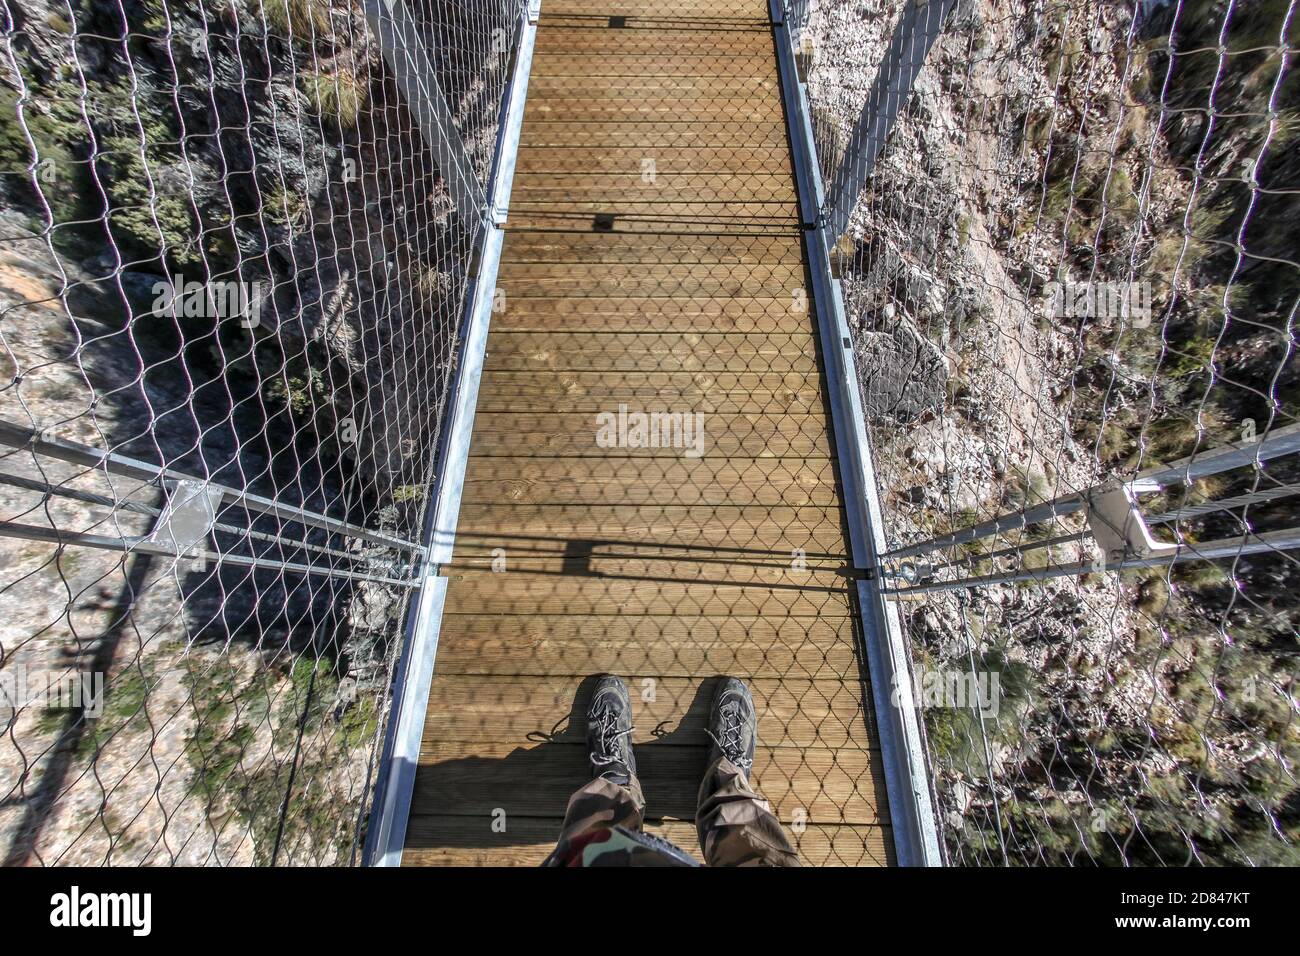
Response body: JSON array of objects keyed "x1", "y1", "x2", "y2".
[
  {"x1": 695, "y1": 678, "x2": 800, "y2": 867},
  {"x1": 544, "y1": 675, "x2": 646, "y2": 865},
  {"x1": 554, "y1": 773, "x2": 645, "y2": 846}
]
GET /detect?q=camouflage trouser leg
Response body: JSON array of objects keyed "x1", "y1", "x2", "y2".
[
  {"x1": 556, "y1": 774, "x2": 646, "y2": 843},
  {"x1": 696, "y1": 756, "x2": 800, "y2": 867}
]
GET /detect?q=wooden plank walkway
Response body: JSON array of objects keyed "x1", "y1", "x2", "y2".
[{"x1": 402, "y1": 0, "x2": 892, "y2": 866}]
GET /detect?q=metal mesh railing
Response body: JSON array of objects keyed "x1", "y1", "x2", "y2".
[
  {"x1": 0, "y1": 0, "x2": 524, "y2": 865},
  {"x1": 3, "y1": 0, "x2": 1296, "y2": 870},
  {"x1": 801, "y1": 0, "x2": 1299, "y2": 864}
]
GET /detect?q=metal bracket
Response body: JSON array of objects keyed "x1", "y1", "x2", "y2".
[
  {"x1": 143, "y1": 480, "x2": 223, "y2": 557},
  {"x1": 882, "y1": 560, "x2": 933, "y2": 585},
  {"x1": 1085, "y1": 480, "x2": 1178, "y2": 564}
]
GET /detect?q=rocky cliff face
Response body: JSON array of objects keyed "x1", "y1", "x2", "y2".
[
  {"x1": 0, "y1": 0, "x2": 508, "y2": 864},
  {"x1": 0, "y1": 0, "x2": 482, "y2": 497},
  {"x1": 806, "y1": 0, "x2": 1299, "y2": 864}
]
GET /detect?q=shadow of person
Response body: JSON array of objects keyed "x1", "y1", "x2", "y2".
[{"x1": 403, "y1": 675, "x2": 723, "y2": 855}]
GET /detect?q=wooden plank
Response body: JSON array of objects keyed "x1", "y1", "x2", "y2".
[
  {"x1": 452, "y1": 499, "x2": 845, "y2": 538},
  {"x1": 453, "y1": 500, "x2": 846, "y2": 549},
  {"x1": 438, "y1": 570, "x2": 856, "y2": 618},
  {"x1": 511, "y1": 169, "x2": 793, "y2": 191},
  {"x1": 451, "y1": 537, "x2": 846, "y2": 578},
  {"x1": 500, "y1": 231, "x2": 803, "y2": 264},
  {"x1": 508, "y1": 200, "x2": 798, "y2": 224},
  {"x1": 528, "y1": 78, "x2": 777, "y2": 95},
  {"x1": 495, "y1": 263, "x2": 804, "y2": 298},
  {"x1": 489, "y1": 310, "x2": 812, "y2": 335},
  {"x1": 419, "y1": 674, "x2": 874, "y2": 750},
  {"x1": 402, "y1": 817, "x2": 893, "y2": 866},
  {"x1": 428, "y1": 612, "x2": 860, "y2": 678},
  {"x1": 527, "y1": 100, "x2": 783, "y2": 123},
  {"x1": 473, "y1": 369, "x2": 825, "y2": 413},
  {"x1": 449, "y1": 531, "x2": 846, "y2": 576},
  {"x1": 525, "y1": 76, "x2": 780, "y2": 98},
  {"x1": 414, "y1": 741, "x2": 887, "y2": 824},
  {"x1": 536, "y1": 21, "x2": 772, "y2": 37},
  {"x1": 497, "y1": 258, "x2": 802, "y2": 278},
  {"x1": 482, "y1": 332, "x2": 818, "y2": 374},
  {"x1": 532, "y1": 56, "x2": 779, "y2": 78},
  {"x1": 464, "y1": 410, "x2": 834, "y2": 458},
  {"x1": 534, "y1": 31, "x2": 773, "y2": 57},
  {"x1": 541, "y1": 10, "x2": 771, "y2": 26},
  {"x1": 459, "y1": 456, "x2": 842, "y2": 507},
  {"x1": 513, "y1": 146, "x2": 792, "y2": 176},
  {"x1": 520, "y1": 121, "x2": 788, "y2": 149},
  {"x1": 447, "y1": 550, "x2": 848, "y2": 585},
  {"x1": 478, "y1": 343, "x2": 816, "y2": 377},
  {"x1": 488, "y1": 293, "x2": 811, "y2": 333},
  {"x1": 541, "y1": 0, "x2": 770, "y2": 16},
  {"x1": 542, "y1": 11, "x2": 768, "y2": 21},
  {"x1": 502, "y1": 210, "x2": 795, "y2": 233},
  {"x1": 483, "y1": 328, "x2": 815, "y2": 352},
  {"x1": 510, "y1": 175, "x2": 795, "y2": 204}
]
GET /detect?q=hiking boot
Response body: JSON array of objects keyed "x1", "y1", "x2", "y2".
[
  {"x1": 587, "y1": 674, "x2": 636, "y2": 786},
  {"x1": 706, "y1": 677, "x2": 758, "y2": 777}
]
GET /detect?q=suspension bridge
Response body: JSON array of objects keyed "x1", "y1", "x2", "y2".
[
  {"x1": 1, "y1": 0, "x2": 1295, "y2": 867},
  {"x1": 394, "y1": 0, "x2": 889, "y2": 866}
]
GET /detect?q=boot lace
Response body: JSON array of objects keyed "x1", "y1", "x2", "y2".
[
  {"x1": 707, "y1": 705, "x2": 753, "y2": 773},
  {"x1": 589, "y1": 705, "x2": 633, "y2": 770}
]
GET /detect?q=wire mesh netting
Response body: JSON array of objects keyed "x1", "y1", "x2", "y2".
[
  {"x1": 1, "y1": 0, "x2": 1296, "y2": 871},
  {"x1": 802, "y1": 0, "x2": 1299, "y2": 864},
  {"x1": 0, "y1": 0, "x2": 525, "y2": 865}
]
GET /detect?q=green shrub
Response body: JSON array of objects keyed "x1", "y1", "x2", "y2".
[
  {"x1": 262, "y1": 0, "x2": 330, "y2": 39},
  {"x1": 303, "y1": 71, "x2": 366, "y2": 129}
]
